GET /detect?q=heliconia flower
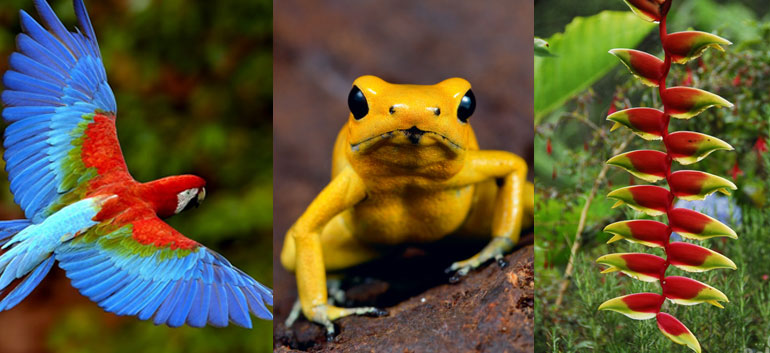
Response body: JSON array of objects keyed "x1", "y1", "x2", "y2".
[
  {"x1": 596, "y1": 253, "x2": 666, "y2": 282},
  {"x1": 662, "y1": 276, "x2": 729, "y2": 308},
  {"x1": 656, "y1": 313, "x2": 701, "y2": 353},
  {"x1": 662, "y1": 86, "x2": 733, "y2": 119},
  {"x1": 608, "y1": 95, "x2": 619, "y2": 115},
  {"x1": 607, "y1": 108, "x2": 666, "y2": 140},
  {"x1": 663, "y1": 31, "x2": 732, "y2": 65},
  {"x1": 666, "y1": 131, "x2": 733, "y2": 165},
  {"x1": 668, "y1": 170, "x2": 737, "y2": 201},
  {"x1": 683, "y1": 66, "x2": 694, "y2": 86},
  {"x1": 607, "y1": 185, "x2": 671, "y2": 216},
  {"x1": 604, "y1": 219, "x2": 668, "y2": 248},
  {"x1": 730, "y1": 161, "x2": 743, "y2": 180},
  {"x1": 546, "y1": 137, "x2": 552, "y2": 155},
  {"x1": 598, "y1": 293, "x2": 663, "y2": 320},
  {"x1": 754, "y1": 136, "x2": 767, "y2": 154},
  {"x1": 607, "y1": 150, "x2": 668, "y2": 182},
  {"x1": 622, "y1": 0, "x2": 665, "y2": 23},
  {"x1": 610, "y1": 49, "x2": 664, "y2": 86},
  {"x1": 668, "y1": 242, "x2": 737, "y2": 272},
  {"x1": 668, "y1": 208, "x2": 737, "y2": 240}
]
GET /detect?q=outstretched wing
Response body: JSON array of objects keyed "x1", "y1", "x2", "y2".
[
  {"x1": 1, "y1": 0, "x2": 128, "y2": 223},
  {"x1": 55, "y1": 208, "x2": 273, "y2": 328}
]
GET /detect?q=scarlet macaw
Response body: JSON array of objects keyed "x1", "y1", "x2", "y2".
[{"x1": 0, "y1": 0, "x2": 272, "y2": 327}]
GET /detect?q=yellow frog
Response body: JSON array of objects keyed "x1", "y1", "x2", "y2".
[{"x1": 280, "y1": 75, "x2": 533, "y2": 336}]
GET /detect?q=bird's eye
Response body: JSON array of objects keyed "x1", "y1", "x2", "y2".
[
  {"x1": 457, "y1": 89, "x2": 475, "y2": 123},
  {"x1": 348, "y1": 85, "x2": 369, "y2": 120}
]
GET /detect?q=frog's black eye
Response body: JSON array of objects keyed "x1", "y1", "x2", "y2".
[
  {"x1": 457, "y1": 89, "x2": 475, "y2": 123},
  {"x1": 348, "y1": 86, "x2": 369, "y2": 120}
]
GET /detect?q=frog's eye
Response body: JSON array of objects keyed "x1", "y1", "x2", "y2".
[
  {"x1": 457, "y1": 89, "x2": 475, "y2": 123},
  {"x1": 348, "y1": 85, "x2": 369, "y2": 120}
]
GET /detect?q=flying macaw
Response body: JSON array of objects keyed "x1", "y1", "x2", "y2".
[{"x1": 0, "y1": 0, "x2": 272, "y2": 327}]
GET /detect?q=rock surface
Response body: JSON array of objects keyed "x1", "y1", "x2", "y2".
[{"x1": 274, "y1": 239, "x2": 534, "y2": 353}]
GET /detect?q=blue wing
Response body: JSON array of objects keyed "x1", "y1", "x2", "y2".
[
  {"x1": 1, "y1": 0, "x2": 120, "y2": 223},
  {"x1": 54, "y1": 215, "x2": 273, "y2": 328}
]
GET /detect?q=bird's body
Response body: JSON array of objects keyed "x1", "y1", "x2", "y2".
[{"x1": 0, "y1": 0, "x2": 272, "y2": 327}]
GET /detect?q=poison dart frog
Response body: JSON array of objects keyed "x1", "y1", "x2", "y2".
[{"x1": 280, "y1": 75, "x2": 534, "y2": 336}]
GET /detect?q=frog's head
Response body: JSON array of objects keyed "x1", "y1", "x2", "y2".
[{"x1": 344, "y1": 75, "x2": 476, "y2": 172}]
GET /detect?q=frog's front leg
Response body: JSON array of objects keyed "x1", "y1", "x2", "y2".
[
  {"x1": 288, "y1": 167, "x2": 386, "y2": 338},
  {"x1": 445, "y1": 150, "x2": 530, "y2": 281}
]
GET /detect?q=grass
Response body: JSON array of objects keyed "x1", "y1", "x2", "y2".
[{"x1": 536, "y1": 206, "x2": 770, "y2": 352}]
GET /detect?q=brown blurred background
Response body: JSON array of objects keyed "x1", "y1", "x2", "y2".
[{"x1": 273, "y1": 0, "x2": 533, "y2": 333}]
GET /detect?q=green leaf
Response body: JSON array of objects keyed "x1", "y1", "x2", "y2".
[{"x1": 534, "y1": 11, "x2": 656, "y2": 123}]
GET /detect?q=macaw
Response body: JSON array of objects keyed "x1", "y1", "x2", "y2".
[{"x1": 0, "y1": 0, "x2": 272, "y2": 327}]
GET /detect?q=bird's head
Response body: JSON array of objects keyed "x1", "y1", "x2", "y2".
[{"x1": 142, "y1": 175, "x2": 207, "y2": 218}]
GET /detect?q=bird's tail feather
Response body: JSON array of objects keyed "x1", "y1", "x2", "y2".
[{"x1": 0, "y1": 219, "x2": 55, "y2": 311}]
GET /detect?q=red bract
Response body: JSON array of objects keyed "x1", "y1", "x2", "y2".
[
  {"x1": 668, "y1": 170, "x2": 736, "y2": 201},
  {"x1": 604, "y1": 219, "x2": 669, "y2": 248},
  {"x1": 656, "y1": 313, "x2": 701, "y2": 352},
  {"x1": 607, "y1": 107, "x2": 666, "y2": 140},
  {"x1": 661, "y1": 86, "x2": 732, "y2": 120},
  {"x1": 546, "y1": 137, "x2": 552, "y2": 155},
  {"x1": 607, "y1": 150, "x2": 667, "y2": 182},
  {"x1": 610, "y1": 49, "x2": 664, "y2": 86},
  {"x1": 666, "y1": 131, "x2": 732, "y2": 165},
  {"x1": 667, "y1": 242, "x2": 736, "y2": 272},
  {"x1": 669, "y1": 207, "x2": 737, "y2": 240},
  {"x1": 623, "y1": 0, "x2": 666, "y2": 22},
  {"x1": 597, "y1": 253, "x2": 666, "y2": 282},
  {"x1": 663, "y1": 31, "x2": 731, "y2": 64},
  {"x1": 600, "y1": 1, "x2": 735, "y2": 351},
  {"x1": 607, "y1": 185, "x2": 672, "y2": 216},
  {"x1": 599, "y1": 292, "x2": 663, "y2": 320}
]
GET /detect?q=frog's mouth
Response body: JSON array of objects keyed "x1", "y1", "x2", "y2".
[{"x1": 350, "y1": 126, "x2": 462, "y2": 153}]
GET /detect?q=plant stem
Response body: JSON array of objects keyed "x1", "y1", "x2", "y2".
[{"x1": 554, "y1": 136, "x2": 631, "y2": 309}]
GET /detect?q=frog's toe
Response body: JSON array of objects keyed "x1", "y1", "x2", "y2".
[
  {"x1": 447, "y1": 263, "x2": 472, "y2": 283},
  {"x1": 496, "y1": 254, "x2": 509, "y2": 268},
  {"x1": 285, "y1": 299, "x2": 302, "y2": 327},
  {"x1": 321, "y1": 318, "x2": 336, "y2": 341}
]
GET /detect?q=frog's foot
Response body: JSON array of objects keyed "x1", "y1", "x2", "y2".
[
  {"x1": 327, "y1": 278, "x2": 347, "y2": 305},
  {"x1": 285, "y1": 299, "x2": 303, "y2": 327},
  {"x1": 445, "y1": 236, "x2": 514, "y2": 283},
  {"x1": 312, "y1": 304, "x2": 389, "y2": 340}
]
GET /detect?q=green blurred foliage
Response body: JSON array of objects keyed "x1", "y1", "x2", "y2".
[
  {"x1": 534, "y1": 11, "x2": 655, "y2": 122},
  {"x1": 0, "y1": 0, "x2": 273, "y2": 352}
]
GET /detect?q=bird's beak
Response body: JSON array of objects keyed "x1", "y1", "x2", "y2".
[{"x1": 198, "y1": 187, "x2": 206, "y2": 203}]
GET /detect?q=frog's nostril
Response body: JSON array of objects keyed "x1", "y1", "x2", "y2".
[
  {"x1": 389, "y1": 106, "x2": 396, "y2": 115},
  {"x1": 433, "y1": 107, "x2": 441, "y2": 116}
]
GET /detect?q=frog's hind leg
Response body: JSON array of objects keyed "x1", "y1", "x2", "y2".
[{"x1": 284, "y1": 276, "x2": 346, "y2": 327}]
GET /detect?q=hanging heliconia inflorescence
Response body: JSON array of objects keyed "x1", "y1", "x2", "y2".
[{"x1": 597, "y1": 1, "x2": 737, "y2": 352}]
